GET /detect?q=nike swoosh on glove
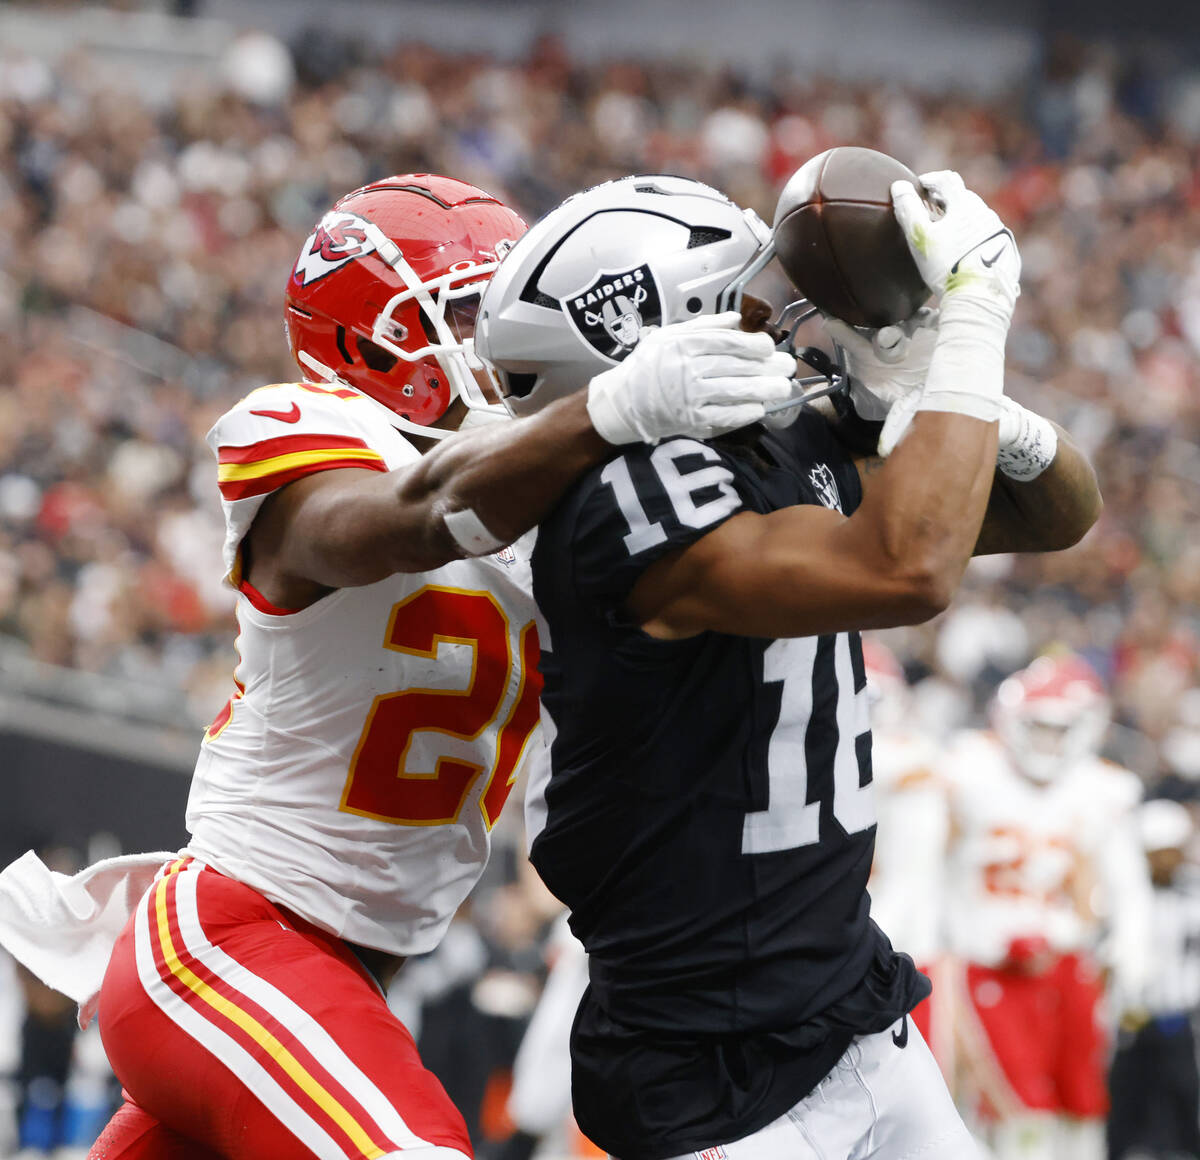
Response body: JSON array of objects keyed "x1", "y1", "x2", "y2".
[
  {"x1": 879, "y1": 171, "x2": 1023, "y2": 447},
  {"x1": 893, "y1": 170, "x2": 1021, "y2": 321}
]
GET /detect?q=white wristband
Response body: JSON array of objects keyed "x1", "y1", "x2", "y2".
[
  {"x1": 996, "y1": 401, "x2": 1058, "y2": 481},
  {"x1": 916, "y1": 297, "x2": 1008, "y2": 425},
  {"x1": 443, "y1": 505, "x2": 506, "y2": 556}
]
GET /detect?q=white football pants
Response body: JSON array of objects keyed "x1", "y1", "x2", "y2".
[{"x1": 657, "y1": 1017, "x2": 981, "y2": 1160}]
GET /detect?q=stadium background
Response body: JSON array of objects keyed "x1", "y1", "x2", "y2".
[{"x1": 0, "y1": 0, "x2": 1198, "y2": 1154}]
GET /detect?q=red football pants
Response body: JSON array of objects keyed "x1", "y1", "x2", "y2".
[
  {"x1": 90, "y1": 858, "x2": 472, "y2": 1160},
  {"x1": 962, "y1": 953, "x2": 1108, "y2": 1118}
]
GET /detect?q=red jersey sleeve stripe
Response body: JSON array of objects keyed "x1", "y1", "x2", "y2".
[
  {"x1": 219, "y1": 456, "x2": 388, "y2": 502},
  {"x1": 219, "y1": 433, "x2": 373, "y2": 465}
]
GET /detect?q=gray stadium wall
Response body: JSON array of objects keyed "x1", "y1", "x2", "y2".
[{"x1": 0, "y1": 723, "x2": 192, "y2": 867}]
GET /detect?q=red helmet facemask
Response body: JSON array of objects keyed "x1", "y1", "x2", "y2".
[{"x1": 284, "y1": 175, "x2": 527, "y2": 439}]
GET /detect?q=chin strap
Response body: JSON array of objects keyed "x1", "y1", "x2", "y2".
[
  {"x1": 296, "y1": 349, "x2": 508, "y2": 442},
  {"x1": 760, "y1": 334, "x2": 850, "y2": 429},
  {"x1": 389, "y1": 414, "x2": 456, "y2": 441},
  {"x1": 456, "y1": 408, "x2": 513, "y2": 431},
  {"x1": 718, "y1": 268, "x2": 851, "y2": 424}
]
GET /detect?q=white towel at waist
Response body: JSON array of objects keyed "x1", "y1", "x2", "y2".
[{"x1": 0, "y1": 849, "x2": 175, "y2": 1028}]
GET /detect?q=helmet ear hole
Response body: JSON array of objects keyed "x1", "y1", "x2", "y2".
[
  {"x1": 355, "y1": 337, "x2": 400, "y2": 373},
  {"x1": 502, "y1": 371, "x2": 539, "y2": 400}
]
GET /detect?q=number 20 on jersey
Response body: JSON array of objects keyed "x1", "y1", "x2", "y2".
[{"x1": 340, "y1": 585, "x2": 542, "y2": 829}]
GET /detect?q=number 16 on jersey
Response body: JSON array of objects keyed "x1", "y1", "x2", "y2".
[{"x1": 742, "y1": 634, "x2": 875, "y2": 855}]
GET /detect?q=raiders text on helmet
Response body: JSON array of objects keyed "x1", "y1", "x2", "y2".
[
  {"x1": 284, "y1": 174, "x2": 527, "y2": 439},
  {"x1": 473, "y1": 176, "x2": 772, "y2": 418}
]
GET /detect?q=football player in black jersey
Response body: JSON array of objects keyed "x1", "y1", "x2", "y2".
[{"x1": 474, "y1": 174, "x2": 1101, "y2": 1160}]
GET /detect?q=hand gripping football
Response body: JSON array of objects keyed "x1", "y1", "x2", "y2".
[{"x1": 773, "y1": 146, "x2": 930, "y2": 327}]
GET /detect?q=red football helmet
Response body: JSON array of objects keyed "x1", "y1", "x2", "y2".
[
  {"x1": 285, "y1": 174, "x2": 527, "y2": 437},
  {"x1": 992, "y1": 654, "x2": 1110, "y2": 782}
]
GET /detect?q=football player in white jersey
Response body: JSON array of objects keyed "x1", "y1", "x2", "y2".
[
  {"x1": 937, "y1": 655, "x2": 1152, "y2": 1160},
  {"x1": 501, "y1": 914, "x2": 592, "y2": 1160},
  {"x1": 0, "y1": 174, "x2": 800, "y2": 1160}
]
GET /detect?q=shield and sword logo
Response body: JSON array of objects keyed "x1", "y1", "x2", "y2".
[
  {"x1": 809, "y1": 463, "x2": 843, "y2": 512},
  {"x1": 562, "y1": 264, "x2": 664, "y2": 362}
]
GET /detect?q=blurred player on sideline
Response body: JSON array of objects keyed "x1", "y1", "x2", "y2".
[
  {"x1": 499, "y1": 915, "x2": 591, "y2": 1160},
  {"x1": 864, "y1": 639, "x2": 947, "y2": 970},
  {"x1": 476, "y1": 171, "x2": 1101, "y2": 1160},
  {"x1": 1108, "y1": 799, "x2": 1200, "y2": 1160},
  {"x1": 861, "y1": 640, "x2": 953, "y2": 1064},
  {"x1": 0, "y1": 174, "x2": 797, "y2": 1160},
  {"x1": 937, "y1": 655, "x2": 1152, "y2": 1160}
]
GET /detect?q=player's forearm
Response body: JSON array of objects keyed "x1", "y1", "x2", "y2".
[
  {"x1": 973, "y1": 422, "x2": 1102, "y2": 555},
  {"x1": 400, "y1": 393, "x2": 612, "y2": 559},
  {"x1": 261, "y1": 315, "x2": 794, "y2": 590},
  {"x1": 406, "y1": 311, "x2": 793, "y2": 561},
  {"x1": 854, "y1": 411, "x2": 999, "y2": 619},
  {"x1": 843, "y1": 172, "x2": 1012, "y2": 615},
  {"x1": 249, "y1": 396, "x2": 611, "y2": 596}
]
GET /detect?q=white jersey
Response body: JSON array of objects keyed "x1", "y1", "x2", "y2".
[
  {"x1": 185, "y1": 380, "x2": 543, "y2": 957},
  {"x1": 939, "y1": 730, "x2": 1149, "y2": 977},
  {"x1": 507, "y1": 914, "x2": 588, "y2": 1138},
  {"x1": 868, "y1": 726, "x2": 947, "y2": 965}
]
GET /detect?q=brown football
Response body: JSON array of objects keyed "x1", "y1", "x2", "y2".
[{"x1": 773, "y1": 146, "x2": 930, "y2": 328}]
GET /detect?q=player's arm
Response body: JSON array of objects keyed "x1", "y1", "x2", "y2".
[
  {"x1": 244, "y1": 318, "x2": 795, "y2": 607},
  {"x1": 627, "y1": 409, "x2": 997, "y2": 639},
  {"x1": 246, "y1": 392, "x2": 606, "y2": 600},
  {"x1": 630, "y1": 171, "x2": 1021, "y2": 641},
  {"x1": 813, "y1": 186, "x2": 1101, "y2": 559},
  {"x1": 853, "y1": 416, "x2": 1102, "y2": 556},
  {"x1": 972, "y1": 419, "x2": 1101, "y2": 554}
]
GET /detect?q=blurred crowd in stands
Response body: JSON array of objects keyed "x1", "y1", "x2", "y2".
[
  {"x1": 0, "y1": 11, "x2": 1199, "y2": 1159},
  {"x1": 3, "y1": 25, "x2": 1197, "y2": 786}
]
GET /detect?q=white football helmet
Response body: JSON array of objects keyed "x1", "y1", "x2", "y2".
[{"x1": 475, "y1": 175, "x2": 778, "y2": 417}]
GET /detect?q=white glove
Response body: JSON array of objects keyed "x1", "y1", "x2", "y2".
[
  {"x1": 824, "y1": 307, "x2": 940, "y2": 422},
  {"x1": 585, "y1": 312, "x2": 797, "y2": 445},
  {"x1": 885, "y1": 170, "x2": 1021, "y2": 443},
  {"x1": 878, "y1": 388, "x2": 923, "y2": 457},
  {"x1": 894, "y1": 171, "x2": 1020, "y2": 320}
]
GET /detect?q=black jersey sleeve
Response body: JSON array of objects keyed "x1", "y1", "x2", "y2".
[{"x1": 569, "y1": 437, "x2": 748, "y2": 615}]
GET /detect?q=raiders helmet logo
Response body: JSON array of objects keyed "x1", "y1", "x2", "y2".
[
  {"x1": 562, "y1": 264, "x2": 663, "y2": 362},
  {"x1": 293, "y1": 211, "x2": 379, "y2": 286},
  {"x1": 809, "y1": 463, "x2": 842, "y2": 512}
]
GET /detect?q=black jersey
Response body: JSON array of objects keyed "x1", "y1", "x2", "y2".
[{"x1": 528, "y1": 411, "x2": 928, "y2": 1158}]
